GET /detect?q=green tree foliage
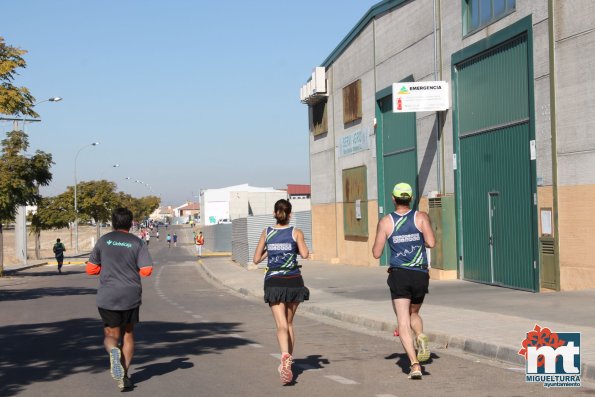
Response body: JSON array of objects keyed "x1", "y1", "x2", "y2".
[
  {"x1": 0, "y1": 131, "x2": 53, "y2": 274},
  {"x1": 116, "y1": 192, "x2": 160, "y2": 221},
  {"x1": 0, "y1": 37, "x2": 38, "y2": 117},
  {"x1": 73, "y1": 180, "x2": 119, "y2": 239}
]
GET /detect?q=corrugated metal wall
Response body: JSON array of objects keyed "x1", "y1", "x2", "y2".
[
  {"x1": 455, "y1": 33, "x2": 536, "y2": 291},
  {"x1": 202, "y1": 224, "x2": 232, "y2": 252},
  {"x1": 231, "y1": 211, "x2": 312, "y2": 267}
]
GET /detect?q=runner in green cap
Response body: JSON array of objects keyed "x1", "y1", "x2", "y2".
[{"x1": 372, "y1": 182, "x2": 435, "y2": 379}]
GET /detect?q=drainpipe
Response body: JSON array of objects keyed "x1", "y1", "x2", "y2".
[
  {"x1": 330, "y1": 70, "x2": 340, "y2": 261},
  {"x1": 433, "y1": 0, "x2": 444, "y2": 194},
  {"x1": 548, "y1": 0, "x2": 561, "y2": 290}
]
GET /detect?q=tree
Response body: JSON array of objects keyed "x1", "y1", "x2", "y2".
[
  {"x1": 115, "y1": 192, "x2": 160, "y2": 222},
  {"x1": 0, "y1": 37, "x2": 48, "y2": 275},
  {"x1": 73, "y1": 180, "x2": 120, "y2": 240},
  {"x1": 0, "y1": 131, "x2": 53, "y2": 275},
  {"x1": 28, "y1": 195, "x2": 71, "y2": 259},
  {"x1": 0, "y1": 37, "x2": 38, "y2": 117}
]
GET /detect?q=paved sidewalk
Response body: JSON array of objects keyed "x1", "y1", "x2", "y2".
[
  {"x1": 199, "y1": 256, "x2": 595, "y2": 382},
  {"x1": 2, "y1": 254, "x2": 90, "y2": 274}
]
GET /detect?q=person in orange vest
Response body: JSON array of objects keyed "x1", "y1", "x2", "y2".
[{"x1": 195, "y1": 231, "x2": 204, "y2": 257}]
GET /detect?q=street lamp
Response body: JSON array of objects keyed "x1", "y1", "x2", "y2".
[
  {"x1": 74, "y1": 141, "x2": 100, "y2": 254},
  {"x1": 13, "y1": 97, "x2": 62, "y2": 265}
]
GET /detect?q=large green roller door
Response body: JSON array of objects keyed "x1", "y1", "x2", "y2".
[
  {"x1": 376, "y1": 94, "x2": 418, "y2": 266},
  {"x1": 454, "y1": 32, "x2": 537, "y2": 291}
]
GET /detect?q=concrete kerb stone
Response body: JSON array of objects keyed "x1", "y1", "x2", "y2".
[
  {"x1": 3, "y1": 262, "x2": 48, "y2": 275},
  {"x1": 197, "y1": 260, "x2": 539, "y2": 371}
]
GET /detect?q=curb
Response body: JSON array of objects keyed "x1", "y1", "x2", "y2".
[
  {"x1": 3, "y1": 262, "x2": 48, "y2": 275},
  {"x1": 197, "y1": 261, "x2": 595, "y2": 381}
]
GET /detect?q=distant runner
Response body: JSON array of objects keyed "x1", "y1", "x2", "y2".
[
  {"x1": 195, "y1": 231, "x2": 204, "y2": 257},
  {"x1": 166, "y1": 233, "x2": 172, "y2": 248},
  {"x1": 173, "y1": 233, "x2": 178, "y2": 247},
  {"x1": 53, "y1": 238, "x2": 66, "y2": 274},
  {"x1": 253, "y1": 199, "x2": 310, "y2": 385},
  {"x1": 372, "y1": 182, "x2": 435, "y2": 380},
  {"x1": 86, "y1": 208, "x2": 154, "y2": 390}
]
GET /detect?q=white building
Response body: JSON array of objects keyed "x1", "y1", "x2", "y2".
[{"x1": 200, "y1": 184, "x2": 287, "y2": 226}]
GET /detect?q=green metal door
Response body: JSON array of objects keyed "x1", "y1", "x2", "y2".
[
  {"x1": 377, "y1": 94, "x2": 418, "y2": 265},
  {"x1": 454, "y1": 33, "x2": 537, "y2": 291}
]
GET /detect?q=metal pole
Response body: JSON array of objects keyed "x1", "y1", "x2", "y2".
[{"x1": 74, "y1": 142, "x2": 99, "y2": 254}]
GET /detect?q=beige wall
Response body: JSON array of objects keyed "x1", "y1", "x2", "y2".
[
  {"x1": 311, "y1": 201, "x2": 381, "y2": 266},
  {"x1": 311, "y1": 203, "x2": 338, "y2": 261},
  {"x1": 558, "y1": 184, "x2": 595, "y2": 290}
]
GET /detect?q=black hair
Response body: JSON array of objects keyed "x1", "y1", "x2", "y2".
[
  {"x1": 112, "y1": 208, "x2": 133, "y2": 231},
  {"x1": 56, "y1": 238, "x2": 61, "y2": 243},
  {"x1": 393, "y1": 196, "x2": 412, "y2": 207},
  {"x1": 274, "y1": 199, "x2": 292, "y2": 225}
]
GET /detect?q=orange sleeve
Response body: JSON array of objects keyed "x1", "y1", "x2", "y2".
[
  {"x1": 139, "y1": 266, "x2": 153, "y2": 277},
  {"x1": 86, "y1": 262, "x2": 101, "y2": 275}
]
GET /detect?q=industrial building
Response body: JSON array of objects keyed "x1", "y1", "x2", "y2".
[{"x1": 301, "y1": 0, "x2": 594, "y2": 291}]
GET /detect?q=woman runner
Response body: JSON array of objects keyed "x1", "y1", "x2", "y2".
[{"x1": 253, "y1": 199, "x2": 309, "y2": 385}]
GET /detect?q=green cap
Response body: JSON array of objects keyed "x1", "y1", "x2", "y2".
[{"x1": 392, "y1": 182, "x2": 413, "y2": 198}]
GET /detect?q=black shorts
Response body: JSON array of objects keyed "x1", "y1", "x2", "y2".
[
  {"x1": 98, "y1": 307, "x2": 140, "y2": 328},
  {"x1": 387, "y1": 267, "x2": 429, "y2": 304},
  {"x1": 264, "y1": 275, "x2": 310, "y2": 304}
]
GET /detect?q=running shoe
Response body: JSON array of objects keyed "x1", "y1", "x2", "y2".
[
  {"x1": 416, "y1": 333, "x2": 431, "y2": 363},
  {"x1": 408, "y1": 362, "x2": 422, "y2": 380},
  {"x1": 279, "y1": 353, "x2": 293, "y2": 384},
  {"x1": 109, "y1": 347, "x2": 124, "y2": 381}
]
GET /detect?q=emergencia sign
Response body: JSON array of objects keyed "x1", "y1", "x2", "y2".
[{"x1": 392, "y1": 81, "x2": 449, "y2": 112}]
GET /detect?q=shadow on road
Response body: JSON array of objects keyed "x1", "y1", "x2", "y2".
[
  {"x1": 0, "y1": 286, "x2": 96, "y2": 302},
  {"x1": 292, "y1": 354, "x2": 330, "y2": 383},
  {"x1": 385, "y1": 351, "x2": 439, "y2": 376},
  {"x1": 0, "y1": 318, "x2": 255, "y2": 396}
]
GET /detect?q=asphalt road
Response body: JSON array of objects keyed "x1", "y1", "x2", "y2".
[{"x1": 1, "y1": 227, "x2": 593, "y2": 397}]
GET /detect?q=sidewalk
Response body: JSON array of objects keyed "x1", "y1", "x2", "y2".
[
  {"x1": 2, "y1": 254, "x2": 89, "y2": 274},
  {"x1": 198, "y1": 256, "x2": 595, "y2": 382}
]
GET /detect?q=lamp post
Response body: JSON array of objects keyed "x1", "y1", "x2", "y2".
[
  {"x1": 74, "y1": 141, "x2": 100, "y2": 254},
  {"x1": 13, "y1": 97, "x2": 63, "y2": 265}
]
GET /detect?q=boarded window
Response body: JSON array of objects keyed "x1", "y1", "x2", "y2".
[
  {"x1": 342, "y1": 79, "x2": 362, "y2": 124},
  {"x1": 342, "y1": 166, "x2": 368, "y2": 238},
  {"x1": 311, "y1": 100, "x2": 328, "y2": 136}
]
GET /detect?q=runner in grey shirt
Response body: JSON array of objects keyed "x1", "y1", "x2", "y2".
[{"x1": 87, "y1": 207, "x2": 153, "y2": 390}]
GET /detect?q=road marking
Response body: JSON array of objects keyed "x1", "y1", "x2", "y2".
[
  {"x1": 507, "y1": 367, "x2": 525, "y2": 372},
  {"x1": 249, "y1": 343, "x2": 263, "y2": 348},
  {"x1": 270, "y1": 353, "x2": 281, "y2": 360},
  {"x1": 184, "y1": 310, "x2": 193, "y2": 314},
  {"x1": 376, "y1": 395, "x2": 398, "y2": 397},
  {"x1": 192, "y1": 315, "x2": 203, "y2": 319},
  {"x1": 325, "y1": 375, "x2": 359, "y2": 385}
]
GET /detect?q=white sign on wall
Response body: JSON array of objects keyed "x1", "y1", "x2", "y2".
[
  {"x1": 392, "y1": 81, "x2": 449, "y2": 112},
  {"x1": 339, "y1": 128, "x2": 370, "y2": 157}
]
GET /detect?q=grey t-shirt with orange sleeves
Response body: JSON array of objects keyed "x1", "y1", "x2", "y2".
[{"x1": 88, "y1": 230, "x2": 153, "y2": 310}]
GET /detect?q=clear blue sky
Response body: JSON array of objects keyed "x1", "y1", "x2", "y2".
[{"x1": 1, "y1": 1, "x2": 375, "y2": 206}]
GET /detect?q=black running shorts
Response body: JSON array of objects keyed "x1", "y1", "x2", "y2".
[
  {"x1": 387, "y1": 267, "x2": 429, "y2": 304},
  {"x1": 98, "y1": 307, "x2": 140, "y2": 328}
]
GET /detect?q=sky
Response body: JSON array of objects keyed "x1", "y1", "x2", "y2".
[{"x1": 1, "y1": 0, "x2": 376, "y2": 206}]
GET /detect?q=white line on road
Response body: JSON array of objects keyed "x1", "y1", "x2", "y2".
[
  {"x1": 270, "y1": 353, "x2": 281, "y2": 360},
  {"x1": 192, "y1": 315, "x2": 203, "y2": 319},
  {"x1": 376, "y1": 394, "x2": 398, "y2": 397},
  {"x1": 248, "y1": 343, "x2": 263, "y2": 348},
  {"x1": 184, "y1": 310, "x2": 193, "y2": 314},
  {"x1": 324, "y1": 375, "x2": 359, "y2": 385}
]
